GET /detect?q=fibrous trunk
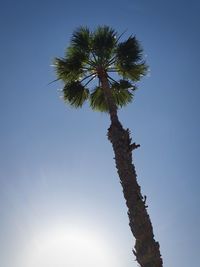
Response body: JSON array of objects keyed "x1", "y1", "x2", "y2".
[
  {"x1": 107, "y1": 121, "x2": 163, "y2": 267},
  {"x1": 100, "y1": 74, "x2": 163, "y2": 267}
]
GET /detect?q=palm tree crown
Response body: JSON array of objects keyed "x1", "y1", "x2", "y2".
[{"x1": 54, "y1": 26, "x2": 148, "y2": 111}]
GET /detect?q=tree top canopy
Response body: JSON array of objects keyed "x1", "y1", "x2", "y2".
[{"x1": 54, "y1": 25, "x2": 148, "y2": 112}]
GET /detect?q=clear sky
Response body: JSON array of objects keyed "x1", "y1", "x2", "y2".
[{"x1": 0, "y1": 0, "x2": 200, "y2": 266}]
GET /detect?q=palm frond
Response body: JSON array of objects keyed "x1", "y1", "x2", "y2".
[
  {"x1": 54, "y1": 56, "x2": 85, "y2": 82},
  {"x1": 113, "y1": 88, "x2": 133, "y2": 107},
  {"x1": 110, "y1": 79, "x2": 136, "y2": 91},
  {"x1": 90, "y1": 81, "x2": 134, "y2": 112},
  {"x1": 54, "y1": 57, "x2": 69, "y2": 81},
  {"x1": 117, "y1": 62, "x2": 148, "y2": 81},
  {"x1": 62, "y1": 81, "x2": 89, "y2": 108},
  {"x1": 90, "y1": 86, "x2": 108, "y2": 112},
  {"x1": 116, "y1": 36, "x2": 142, "y2": 65},
  {"x1": 91, "y1": 26, "x2": 117, "y2": 62},
  {"x1": 66, "y1": 45, "x2": 88, "y2": 62},
  {"x1": 111, "y1": 79, "x2": 135, "y2": 107},
  {"x1": 71, "y1": 26, "x2": 91, "y2": 52}
]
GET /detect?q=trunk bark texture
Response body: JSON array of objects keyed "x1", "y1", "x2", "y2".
[
  {"x1": 108, "y1": 122, "x2": 163, "y2": 267},
  {"x1": 100, "y1": 74, "x2": 163, "y2": 267},
  {"x1": 99, "y1": 71, "x2": 120, "y2": 125}
]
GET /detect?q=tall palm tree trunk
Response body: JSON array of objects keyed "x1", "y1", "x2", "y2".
[
  {"x1": 100, "y1": 74, "x2": 163, "y2": 267},
  {"x1": 108, "y1": 123, "x2": 163, "y2": 267}
]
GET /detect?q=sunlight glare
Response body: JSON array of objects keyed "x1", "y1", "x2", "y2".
[{"x1": 23, "y1": 223, "x2": 118, "y2": 267}]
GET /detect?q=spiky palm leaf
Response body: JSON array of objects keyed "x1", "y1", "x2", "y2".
[
  {"x1": 63, "y1": 81, "x2": 89, "y2": 107},
  {"x1": 116, "y1": 37, "x2": 142, "y2": 64},
  {"x1": 71, "y1": 27, "x2": 91, "y2": 52},
  {"x1": 54, "y1": 26, "x2": 147, "y2": 110},
  {"x1": 91, "y1": 26, "x2": 117, "y2": 63},
  {"x1": 115, "y1": 37, "x2": 148, "y2": 80},
  {"x1": 117, "y1": 62, "x2": 148, "y2": 81},
  {"x1": 90, "y1": 80, "x2": 135, "y2": 112}
]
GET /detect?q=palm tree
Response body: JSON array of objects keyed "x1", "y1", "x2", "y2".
[{"x1": 53, "y1": 26, "x2": 163, "y2": 267}]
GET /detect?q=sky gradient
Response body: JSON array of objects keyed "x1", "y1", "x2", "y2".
[{"x1": 0, "y1": 1, "x2": 200, "y2": 266}]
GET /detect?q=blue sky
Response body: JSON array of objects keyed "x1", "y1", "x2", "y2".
[{"x1": 0, "y1": 0, "x2": 200, "y2": 266}]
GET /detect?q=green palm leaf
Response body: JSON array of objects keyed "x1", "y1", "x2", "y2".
[
  {"x1": 111, "y1": 80, "x2": 135, "y2": 107},
  {"x1": 117, "y1": 62, "x2": 148, "y2": 81},
  {"x1": 116, "y1": 36, "x2": 142, "y2": 63},
  {"x1": 71, "y1": 27, "x2": 91, "y2": 52},
  {"x1": 62, "y1": 81, "x2": 89, "y2": 108},
  {"x1": 110, "y1": 79, "x2": 136, "y2": 91},
  {"x1": 90, "y1": 86, "x2": 107, "y2": 111},
  {"x1": 115, "y1": 36, "x2": 148, "y2": 81},
  {"x1": 54, "y1": 55, "x2": 85, "y2": 82},
  {"x1": 113, "y1": 88, "x2": 133, "y2": 108},
  {"x1": 91, "y1": 26, "x2": 117, "y2": 63},
  {"x1": 90, "y1": 81, "x2": 134, "y2": 112}
]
